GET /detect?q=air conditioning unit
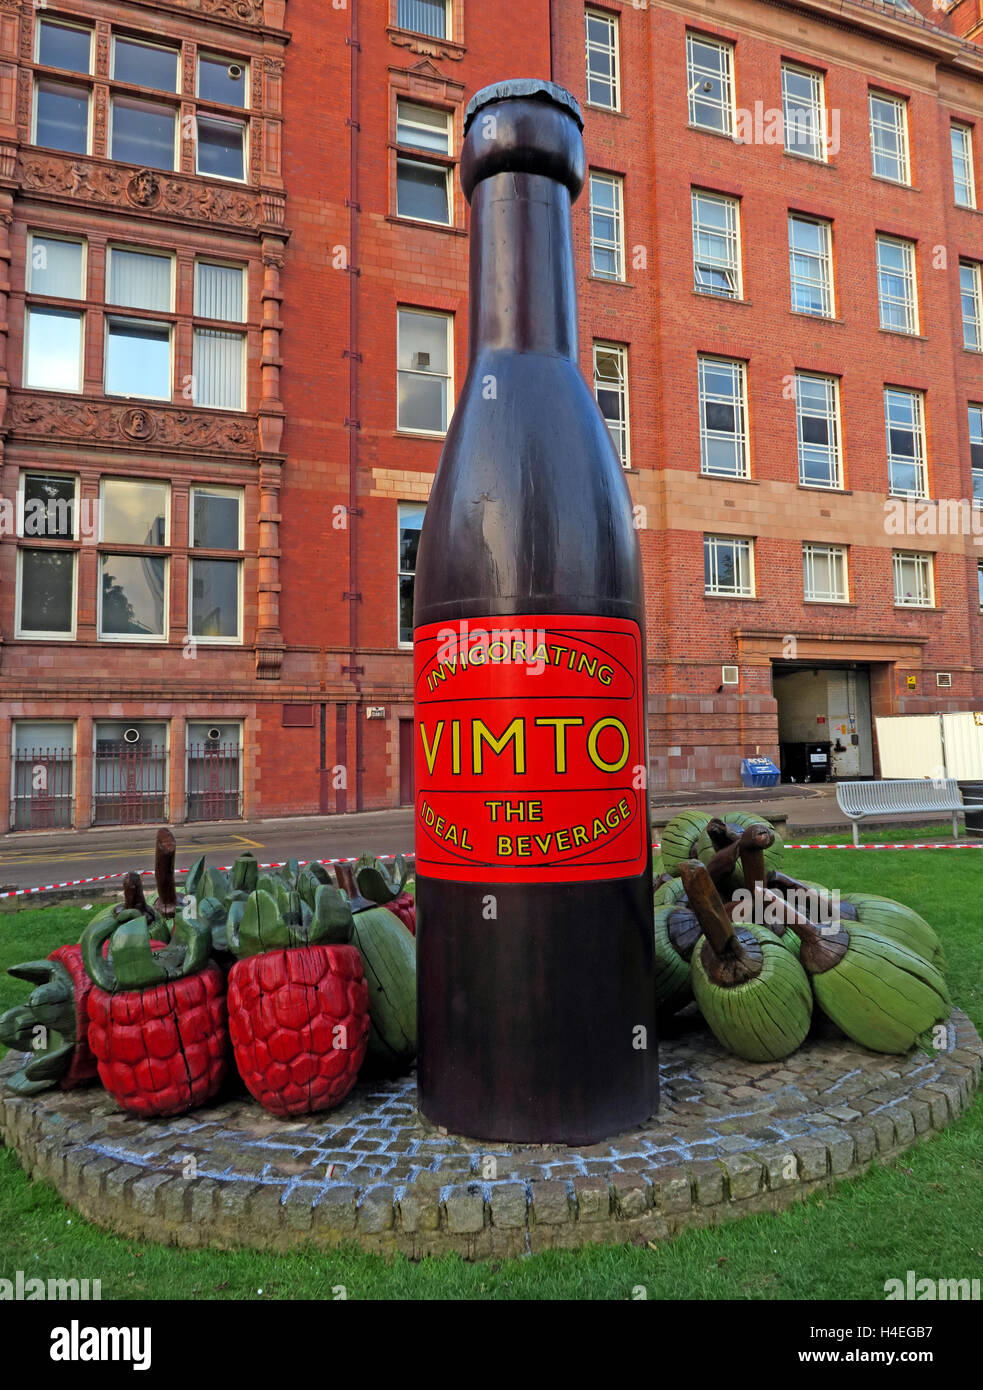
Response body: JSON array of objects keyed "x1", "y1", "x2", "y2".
[
  {"x1": 414, "y1": 352, "x2": 431, "y2": 369},
  {"x1": 366, "y1": 707, "x2": 386, "y2": 720},
  {"x1": 227, "y1": 64, "x2": 243, "y2": 80},
  {"x1": 122, "y1": 727, "x2": 141, "y2": 744},
  {"x1": 206, "y1": 727, "x2": 223, "y2": 743},
  {"x1": 937, "y1": 673, "x2": 953, "y2": 689},
  {"x1": 721, "y1": 665, "x2": 740, "y2": 686}
]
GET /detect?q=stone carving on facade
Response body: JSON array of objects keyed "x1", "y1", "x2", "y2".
[
  {"x1": 126, "y1": 169, "x2": 162, "y2": 208},
  {"x1": 9, "y1": 396, "x2": 257, "y2": 453},
  {"x1": 389, "y1": 31, "x2": 464, "y2": 62},
  {"x1": 167, "y1": 0, "x2": 264, "y2": 21},
  {"x1": 18, "y1": 156, "x2": 262, "y2": 228},
  {"x1": 16, "y1": 69, "x2": 31, "y2": 132},
  {"x1": 262, "y1": 250, "x2": 284, "y2": 270}
]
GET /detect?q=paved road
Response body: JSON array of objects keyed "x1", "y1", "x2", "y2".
[{"x1": 1, "y1": 785, "x2": 968, "y2": 893}]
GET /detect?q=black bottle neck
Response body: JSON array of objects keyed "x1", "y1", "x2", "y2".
[{"x1": 468, "y1": 170, "x2": 579, "y2": 360}]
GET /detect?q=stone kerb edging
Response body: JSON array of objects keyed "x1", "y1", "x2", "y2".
[{"x1": 1, "y1": 1010, "x2": 980, "y2": 1261}]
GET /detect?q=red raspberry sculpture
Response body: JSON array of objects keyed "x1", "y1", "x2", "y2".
[
  {"x1": 83, "y1": 910, "x2": 228, "y2": 1119},
  {"x1": 226, "y1": 884, "x2": 369, "y2": 1117},
  {"x1": 0, "y1": 944, "x2": 98, "y2": 1094}
]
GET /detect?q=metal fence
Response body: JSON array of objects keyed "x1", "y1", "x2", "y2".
[
  {"x1": 11, "y1": 747, "x2": 75, "y2": 830},
  {"x1": 93, "y1": 743, "x2": 167, "y2": 826},
  {"x1": 186, "y1": 741, "x2": 242, "y2": 822}
]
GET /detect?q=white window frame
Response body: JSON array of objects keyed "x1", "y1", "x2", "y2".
[
  {"x1": 593, "y1": 340, "x2": 631, "y2": 469},
  {"x1": 32, "y1": 77, "x2": 92, "y2": 155},
  {"x1": 195, "y1": 113, "x2": 247, "y2": 183},
  {"x1": 109, "y1": 93, "x2": 178, "y2": 170},
  {"x1": 189, "y1": 484, "x2": 244, "y2": 550},
  {"x1": 104, "y1": 317, "x2": 173, "y2": 401},
  {"x1": 188, "y1": 555, "x2": 243, "y2": 645},
  {"x1": 704, "y1": 535, "x2": 755, "y2": 598},
  {"x1": 893, "y1": 550, "x2": 934, "y2": 609},
  {"x1": 796, "y1": 373, "x2": 842, "y2": 490},
  {"x1": 803, "y1": 542, "x2": 848, "y2": 604},
  {"x1": 876, "y1": 235, "x2": 919, "y2": 336},
  {"x1": 395, "y1": 99, "x2": 453, "y2": 227},
  {"x1": 16, "y1": 470, "x2": 80, "y2": 541},
  {"x1": 396, "y1": 306, "x2": 453, "y2": 436},
  {"x1": 978, "y1": 561, "x2": 983, "y2": 612},
  {"x1": 961, "y1": 260, "x2": 983, "y2": 352},
  {"x1": 396, "y1": 0, "x2": 451, "y2": 41},
  {"x1": 788, "y1": 214, "x2": 834, "y2": 319},
  {"x1": 692, "y1": 189, "x2": 741, "y2": 299},
  {"x1": 687, "y1": 34, "x2": 735, "y2": 136},
  {"x1": 110, "y1": 34, "x2": 180, "y2": 94},
  {"x1": 781, "y1": 64, "x2": 826, "y2": 162},
  {"x1": 35, "y1": 17, "x2": 93, "y2": 74},
  {"x1": 26, "y1": 231, "x2": 87, "y2": 297},
  {"x1": 96, "y1": 554, "x2": 170, "y2": 642},
  {"x1": 869, "y1": 92, "x2": 910, "y2": 185},
  {"x1": 194, "y1": 259, "x2": 247, "y2": 322},
  {"x1": 11, "y1": 721, "x2": 77, "y2": 831},
  {"x1": 952, "y1": 123, "x2": 976, "y2": 208},
  {"x1": 24, "y1": 305, "x2": 85, "y2": 394},
  {"x1": 14, "y1": 546, "x2": 78, "y2": 640},
  {"x1": 699, "y1": 355, "x2": 749, "y2": 479},
  {"x1": 196, "y1": 52, "x2": 250, "y2": 108},
  {"x1": 585, "y1": 8, "x2": 620, "y2": 112},
  {"x1": 99, "y1": 477, "x2": 171, "y2": 546},
  {"x1": 885, "y1": 388, "x2": 928, "y2": 500},
  {"x1": 589, "y1": 172, "x2": 625, "y2": 281},
  {"x1": 105, "y1": 244, "x2": 175, "y2": 313},
  {"x1": 398, "y1": 502, "x2": 425, "y2": 648},
  {"x1": 969, "y1": 403, "x2": 983, "y2": 500}
]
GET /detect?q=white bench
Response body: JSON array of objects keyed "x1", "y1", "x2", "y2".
[{"x1": 835, "y1": 779, "x2": 964, "y2": 846}]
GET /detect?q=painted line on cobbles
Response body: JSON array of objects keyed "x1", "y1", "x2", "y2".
[{"x1": 2, "y1": 839, "x2": 982, "y2": 901}]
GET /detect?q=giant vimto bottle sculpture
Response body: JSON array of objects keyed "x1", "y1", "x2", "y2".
[{"x1": 413, "y1": 80, "x2": 657, "y2": 1143}]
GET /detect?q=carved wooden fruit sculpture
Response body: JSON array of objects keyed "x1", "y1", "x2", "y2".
[
  {"x1": 0, "y1": 944, "x2": 98, "y2": 1094},
  {"x1": 226, "y1": 886, "x2": 369, "y2": 1117},
  {"x1": 682, "y1": 860, "x2": 812, "y2": 1062},
  {"x1": 776, "y1": 875, "x2": 945, "y2": 972},
  {"x1": 337, "y1": 864, "x2": 417, "y2": 1076},
  {"x1": 355, "y1": 853, "x2": 416, "y2": 935},
  {"x1": 659, "y1": 811, "x2": 714, "y2": 874},
  {"x1": 771, "y1": 892, "x2": 951, "y2": 1055},
  {"x1": 83, "y1": 911, "x2": 228, "y2": 1118},
  {"x1": 653, "y1": 905, "x2": 695, "y2": 1022}
]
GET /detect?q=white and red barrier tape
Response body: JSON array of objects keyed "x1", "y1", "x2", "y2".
[{"x1": 2, "y1": 839, "x2": 981, "y2": 902}]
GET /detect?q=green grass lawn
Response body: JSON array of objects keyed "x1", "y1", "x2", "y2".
[{"x1": 0, "y1": 851, "x2": 981, "y2": 1301}]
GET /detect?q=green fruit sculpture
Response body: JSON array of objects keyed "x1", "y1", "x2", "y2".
[
  {"x1": 653, "y1": 905, "x2": 694, "y2": 1022},
  {"x1": 774, "y1": 875, "x2": 945, "y2": 972},
  {"x1": 764, "y1": 890, "x2": 951, "y2": 1054},
  {"x1": 682, "y1": 860, "x2": 813, "y2": 1062},
  {"x1": 696, "y1": 812, "x2": 784, "y2": 888},
  {"x1": 654, "y1": 874, "x2": 688, "y2": 908},
  {"x1": 337, "y1": 864, "x2": 416, "y2": 1076},
  {"x1": 659, "y1": 810, "x2": 714, "y2": 874}
]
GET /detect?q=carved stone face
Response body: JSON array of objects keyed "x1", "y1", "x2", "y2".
[{"x1": 127, "y1": 170, "x2": 160, "y2": 208}]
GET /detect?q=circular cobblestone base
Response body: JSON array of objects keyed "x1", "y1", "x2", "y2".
[{"x1": 2, "y1": 1009, "x2": 980, "y2": 1260}]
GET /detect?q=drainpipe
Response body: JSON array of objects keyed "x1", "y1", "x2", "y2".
[{"x1": 344, "y1": 0, "x2": 364, "y2": 810}]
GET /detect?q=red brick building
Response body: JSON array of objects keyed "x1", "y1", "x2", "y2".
[{"x1": 4, "y1": 0, "x2": 983, "y2": 830}]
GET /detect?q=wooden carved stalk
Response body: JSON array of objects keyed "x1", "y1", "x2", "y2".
[
  {"x1": 705, "y1": 823, "x2": 774, "y2": 895},
  {"x1": 120, "y1": 871, "x2": 154, "y2": 924},
  {"x1": 679, "y1": 859, "x2": 762, "y2": 986},
  {"x1": 757, "y1": 887, "x2": 849, "y2": 973},
  {"x1": 334, "y1": 861, "x2": 374, "y2": 914},
  {"x1": 154, "y1": 828, "x2": 178, "y2": 917},
  {"x1": 705, "y1": 817, "x2": 738, "y2": 852},
  {"x1": 767, "y1": 870, "x2": 859, "y2": 922}
]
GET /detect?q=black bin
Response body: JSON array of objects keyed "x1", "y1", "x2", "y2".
[
  {"x1": 805, "y1": 741, "x2": 832, "y2": 784},
  {"x1": 960, "y1": 781, "x2": 983, "y2": 836}
]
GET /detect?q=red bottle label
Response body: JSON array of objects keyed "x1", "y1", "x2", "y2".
[{"x1": 413, "y1": 614, "x2": 648, "y2": 884}]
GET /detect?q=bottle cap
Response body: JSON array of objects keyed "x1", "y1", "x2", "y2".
[
  {"x1": 464, "y1": 79, "x2": 584, "y2": 135},
  {"x1": 461, "y1": 78, "x2": 586, "y2": 201}
]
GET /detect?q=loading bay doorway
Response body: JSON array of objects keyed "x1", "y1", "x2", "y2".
[{"x1": 773, "y1": 663, "x2": 874, "y2": 783}]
